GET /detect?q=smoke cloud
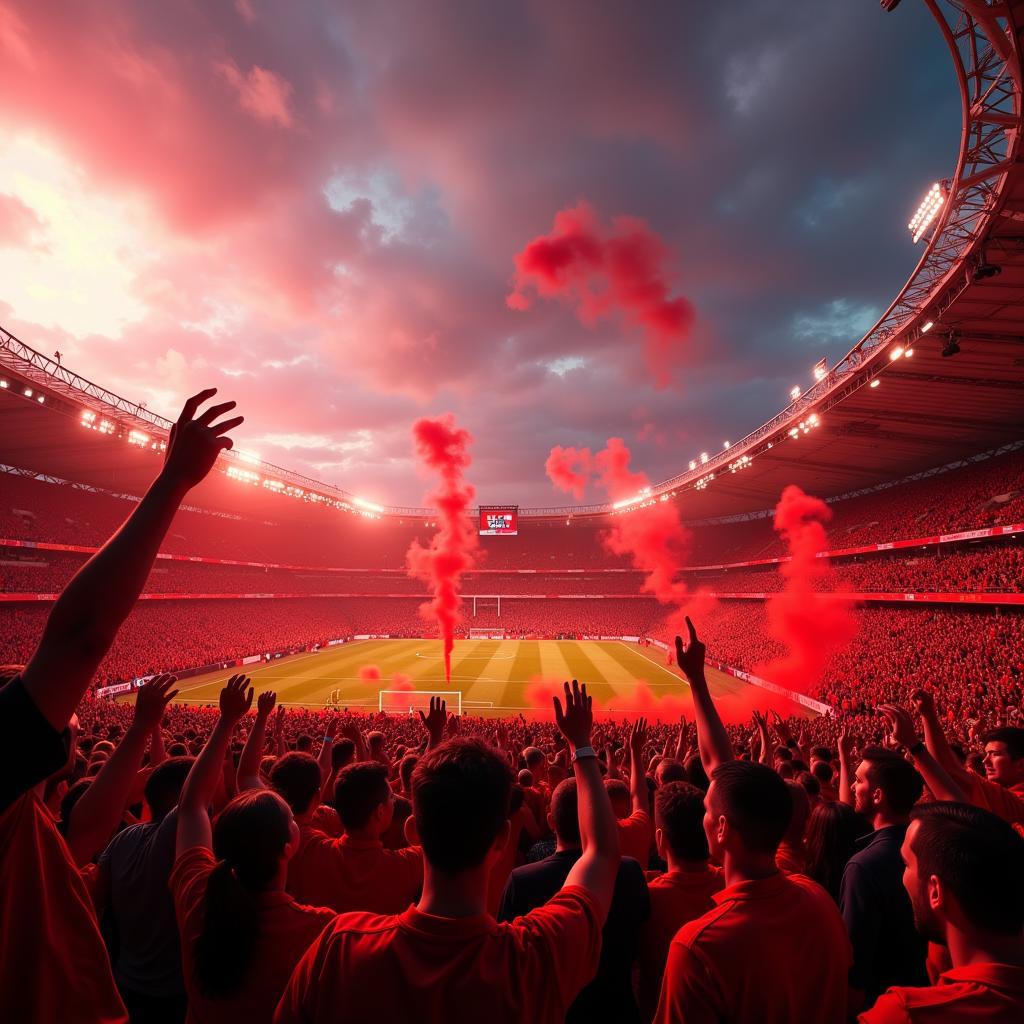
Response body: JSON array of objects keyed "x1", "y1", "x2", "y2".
[
  {"x1": 545, "y1": 445, "x2": 592, "y2": 500},
  {"x1": 508, "y1": 201, "x2": 696, "y2": 388},
  {"x1": 754, "y1": 485, "x2": 858, "y2": 693},
  {"x1": 406, "y1": 415, "x2": 478, "y2": 683}
]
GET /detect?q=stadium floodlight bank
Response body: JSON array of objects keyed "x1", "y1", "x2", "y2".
[{"x1": 379, "y1": 690, "x2": 463, "y2": 716}]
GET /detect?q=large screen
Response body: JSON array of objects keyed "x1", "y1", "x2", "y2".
[{"x1": 479, "y1": 505, "x2": 518, "y2": 536}]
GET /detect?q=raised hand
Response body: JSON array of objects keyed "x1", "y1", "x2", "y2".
[
  {"x1": 838, "y1": 725, "x2": 853, "y2": 760},
  {"x1": 256, "y1": 690, "x2": 278, "y2": 718},
  {"x1": 878, "y1": 704, "x2": 919, "y2": 750},
  {"x1": 219, "y1": 674, "x2": 254, "y2": 724},
  {"x1": 418, "y1": 696, "x2": 447, "y2": 748},
  {"x1": 553, "y1": 679, "x2": 593, "y2": 750},
  {"x1": 162, "y1": 388, "x2": 244, "y2": 492},
  {"x1": 132, "y1": 674, "x2": 179, "y2": 732},
  {"x1": 629, "y1": 716, "x2": 648, "y2": 758},
  {"x1": 910, "y1": 689, "x2": 937, "y2": 720},
  {"x1": 769, "y1": 709, "x2": 794, "y2": 744},
  {"x1": 674, "y1": 617, "x2": 706, "y2": 682},
  {"x1": 674, "y1": 716, "x2": 690, "y2": 761},
  {"x1": 446, "y1": 711, "x2": 460, "y2": 737}
]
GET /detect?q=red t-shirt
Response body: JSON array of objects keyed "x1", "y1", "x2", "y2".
[
  {"x1": 655, "y1": 872, "x2": 851, "y2": 1024},
  {"x1": 964, "y1": 776, "x2": 1024, "y2": 829},
  {"x1": 171, "y1": 846, "x2": 335, "y2": 1024},
  {"x1": 859, "y1": 963, "x2": 1024, "y2": 1022},
  {"x1": 0, "y1": 792, "x2": 128, "y2": 1023},
  {"x1": 617, "y1": 809, "x2": 651, "y2": 866},
  {"x1": 274, "y1": 886, "x2": 603, "y2": 1024},
  {"x1": 286, "y1": 826, "x2": 423, "y2": 914},
  {"x1": 638, "y1": 866, "x2": 724, "y2": 1020}
]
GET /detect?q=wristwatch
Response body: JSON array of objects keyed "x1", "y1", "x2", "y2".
[{"x1": 571, "y1": 745, "x2": 597, "y2": 763}]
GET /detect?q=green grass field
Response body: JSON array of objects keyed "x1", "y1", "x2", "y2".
[{"x1": 163, "y1": 639, "x2": 812, "y2": 719}]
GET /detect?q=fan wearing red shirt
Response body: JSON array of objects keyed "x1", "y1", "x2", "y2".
[
  {"x1": 607, "y1": 719, "x2": 653, "y2": 867},
  {"x1": 284, "y1": 758, "x2": 424, "y2": 914},
  {"x1": 0, "y1": 387, "x2": 242, "y2": 1024},
  {"x1": 637, "y1": 781, "x2": 724, "y2": 1021},
  {"x1": 173, "y1": 675, "x2": 336, "y2": 1024},
  {"x1": 275, "y1": 682, "x2": 620, "y2": 1024},
  {"x1": 860, "y1": 802, "x2": 1024, "y2": 1023},
  {"x1": 655, "y1": 620, "x2": 851, "y2": 1023}
]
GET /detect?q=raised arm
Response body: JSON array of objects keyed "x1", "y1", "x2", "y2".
[
  {"x1": 149, "y1": 715, "x2": 167, "y2": 768},
  {"x1": 879, "y1": 704, "x2": 965, "y2": 803},
  {"x1": 675, "y1": 618, "x2": 733, "y2": 774},
  {"x1": 237, "y1": 690, "x2": 276, "y2": 792},
  {"x1": 19, "y1": 389, "x2": 242, "y2": 732},
  {"x1": 176, "y1": 675, "x2": 253, "y2": 856},
  {"x1": 837, "y1": 726, "x2": 855, "y2": 807},
  {"x1": 628, "y1": 717, "x2": 649, "y2": 817},
  {"x1": 557, "y1": 680, "x2": 620, "y2": 925},
  {"x1": 418, "y1": 696, "x2": 447, "y2": 752},
  {"x1": 912, "y1": 689, "x2": 971, "y2": 782},
  {"x1": 317, "y1": 716, "x2": 339, "y2": 786},
  {"x1": 67, "y1": 675, "x2": 178, "y2": 864}
]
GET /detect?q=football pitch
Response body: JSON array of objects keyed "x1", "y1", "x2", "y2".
[{"x1": 164, "y1": 639, "x2": 813, "y2": 719}]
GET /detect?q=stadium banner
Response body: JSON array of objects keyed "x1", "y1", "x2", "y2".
[
  {"x1": 241, "y1": 654, "x2": 262, "y2": 665},
  {"x1": 327, "y1": 638, "x2": 347, "y2": 646},
  {"x1": 95, "y1": 681, "x2": 137, "y2": 698},
  {"x1": 648, "y1": 638, "x2": 670, "y2": 650},
  {"x1": 478, "y1": 505, "x2": 519, "y2": 536},
  {"x1": 621, "y1": 635, "x2": 641, "y2": 642},
  {"x1": 709, "y1": 660, "x2": 833, "y2": 715}
]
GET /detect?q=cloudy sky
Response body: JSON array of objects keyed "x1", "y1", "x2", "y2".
[{"x1": 0, "y1": 1, "x2": 958, "y2": 506}]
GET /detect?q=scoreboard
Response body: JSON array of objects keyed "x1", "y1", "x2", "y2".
[{"x1": 479, "y1": 505, "x2": 518, "y2": 536}]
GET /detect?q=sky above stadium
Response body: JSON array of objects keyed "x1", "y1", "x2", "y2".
[{"x1": 0, "y1": 1, "x2": 958, "y2": 507}]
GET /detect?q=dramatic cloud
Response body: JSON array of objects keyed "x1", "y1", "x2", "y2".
[{"x1": 508, "y1": 201, "x2": 696, "y2": 388}]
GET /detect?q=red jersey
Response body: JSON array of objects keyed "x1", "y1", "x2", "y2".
[
  {"x1": 859, "y1": 963, "x2": 1024, "y2": 1022},
  {"x1": 965, "y1": 775, "x2": 1024, "y2": 829},
  {"x1": 274, "y1": 886, "x2": 603, "y2": 1024},
  {"x1": 655, "y1": 872, "x2": 851, "y2": 1024},
  {"x1": 172, "y1": 846, "x2": 335, "y2": 1024},
  {"x1": 617, "y1": 809, "x2": 652, "y2": 866},
  {"x1": 0, "y1": 792, "x2": 127, "y2": 1023},
  {"x1": 286, "y1": 826, "x2": 423, "y2": 914},
  {"x1": 638, "y1": 866, "x2": 724, "y2": 1020}
]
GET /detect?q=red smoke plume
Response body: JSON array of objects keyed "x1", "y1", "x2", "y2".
[
  {"x1": 390, "y1": 673, "x2": 414, "y2": 692},
  {"x1": 507, "y1": 202, "x2": 696, "y2": 388},
  {"x1": 358, "y1": 665, "x2": 381, "y2": 682},
  {"x1": 406, "y1": 415, "x2": 478, "y2": 683},
  {"x1": 545, "y1": 445, "x2": 592, "y2": 500},
  {"x1": 754, "y1": 485, "x2": 858, "y2": 693}
]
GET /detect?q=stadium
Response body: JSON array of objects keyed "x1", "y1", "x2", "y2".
[{"x1": 2, "y1": 3, "x2": 1024, "y2": 1024}]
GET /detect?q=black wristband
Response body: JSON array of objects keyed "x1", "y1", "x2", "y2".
[{"x1": 908, "y1": 741, "x2": 926, "y2": 757}]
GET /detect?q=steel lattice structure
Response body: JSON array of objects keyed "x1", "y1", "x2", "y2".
[{"x1": 1, "y1": 0, "x2": 1021, "y2": 520}]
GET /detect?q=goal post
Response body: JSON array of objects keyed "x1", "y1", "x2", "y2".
[{"x1": 378, "y1": 690, "x2": 463, "y2": 716}]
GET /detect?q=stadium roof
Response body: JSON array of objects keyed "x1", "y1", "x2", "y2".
[{"x1": 2, "y1": 1, "x2": 1023, "y2": 525}]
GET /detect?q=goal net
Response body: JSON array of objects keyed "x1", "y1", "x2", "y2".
[
  {"x1": 378, "y1": 690, "x2": 463, "y2": 716},
  {"x1": 469, "y1": 628, "x2": 506, "y2": 639}
]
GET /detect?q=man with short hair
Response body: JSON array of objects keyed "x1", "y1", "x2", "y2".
[
  {"x1": 275, "y1": 682, "x2": 620, "y2": 1023},
  {"x1": 637, "y1": 781, "x2": 723, "y2": 1020},
  {"x1": 776, "y1": 779, "x2": 810, "y2": 875},
  {"x1": 842, "y1": 747, "x2": 929, "y2": 1009},
  {"x1": 284, "y1": 758, "x2": 423, "y2": 914},
  {"x1": 860, "y1": 802, "x2": 1024, "y2": 1022},
  {"x1": 656, "y1": 619, "x2": 851, "y2": 1023}
]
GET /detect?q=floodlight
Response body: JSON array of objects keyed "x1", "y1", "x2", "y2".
[
  {"x1": 23, "y1": 387, "x2": 32, "y2": 397},
  {"x1": 869, "y1": 379, "x2": 880, "y2": 388},
  {"x1": 904, "y1": 348, "x2": 914, "y2": 357},
  {"x1": 700, "y1": 452, "x2": 708, "y2": 464},
  {"x1": 908, "y1": 182, "x2": 945, "y2": 243},
  {"x1": 723, "y1": 441, "x2": 730, "y2": 449},
  {"x1": 0, "y1": 379, "x2": 6, "y2": 388},
  {"x1": 890, "y1": 347, "x2": 904, "y2": 361},
  {"x1": 813, "y1": 365, "x2": 827, "y2": 382},
  {"x1": 789, "y1": 385, "x2": 801, "y2": 400},
  {"x1": 921, "y1": 321, "x2": 934, "y2": 333},
  {"x1": 689, "y1": 460, "x2": 696, "y2": 471}
]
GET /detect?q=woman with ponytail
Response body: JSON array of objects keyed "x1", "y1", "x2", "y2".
[{"x1": 173, "y1": 676, "x2": 335, "y2": 1023}]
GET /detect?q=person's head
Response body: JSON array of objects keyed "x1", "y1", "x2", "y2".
[
  {"x1": 549, "y1": 778, "x2": 581, "y2": 848},
  {"x1": 854, "y1": 748, "x2": 924, "y2": 822},
  {"x1": 523, "y1": 746, "x2": 548, "y2": 781},
  {"x1": 784, "y1": 780, "x2": 811, "y2": 844},
  {"x1": 656, "y1": 759, "x2": 687, "y2": 787},
  {"x1": 517, "y1": 768, "x2": 534, "y2": 788},
  {"x1": 333, "y1": 761, "x2": 394, "y2": 836},
  {"x1": 144, "y1": 756, "x2": 194, "y2": 820},
  {"x1": 411, "y1": 738, "x2": 513, "y2": 875},
  {"x1": 399, "y1": 753, "x2": 419, "y2": 796},
  {"x1": 295, "y1": 734, "x2": 312, "y2": 754},
  {"x1": 684, "y1": 753, "x2": 709, "y2": 792},
  {"x1": 604, "y1": 778, "x2": 631, "y2": 819},
  {"x1": 810, "y1": 746, "x2": 832, "y2": 766},
  {"x1": 704, "y1": 761, "x2": 792, "y2": 863},
  {"x1": 796, "y1": 771, "x2": 821, "y2": 805},
  {"x1": 811, "y1": 761, "x2": 834, "y2": 787},
  {"x1": 381, "y1": 795, "x2": 413, "y2": 850},
  {"x1": 332, "y1": 737, "x2": 355, "y2": 772},
  {"x1": 367, "y1": 731, "x2": 385, "y2": 756},
  {"x1": 270, "y1": 752, "x2": 322, "y2": 817},
  {"x1": 981, "y1": 727, "x2": 1024, "y2": 787},
  {"x1": 168, "y1": 741, "x2": 189, "y2": 757},
  {"x1": 902, "y1": 802, "x2": 1024, "y2": 945},
  {"x1": 194, "y1": 790, "x2": 298, "y2": 998},
  {"x1": 655, "y1": 782, "x2": 709, "y2": 865},
  {"x1": 804, "y1": 800, "x2": 871, "y2": 902},
  {"x1": 774, "y1": 745, "x2": 792, "y2": 763}
]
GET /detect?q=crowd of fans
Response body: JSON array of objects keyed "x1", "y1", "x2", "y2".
[{"x1": 3, "y1": 391, "x2": 1024, "y2": 1023}]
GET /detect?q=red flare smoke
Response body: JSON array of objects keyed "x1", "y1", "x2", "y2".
[
  {"x1": 358, "y1": 665, "x2": 381, "y2": 682},
  {"x1": 406, "y1": 415, "x2": 478, "y2": 683},
  {"x1": 545, "y1": 445, "x2": 592, "y2": 500},
  {"x1": 754, "y1": 485, "x2": 858, "y2": 693},
  {"x1": 507, "y1": 201, "x2": 695, "y2": 388},
  {"x1": 390, "y1": 673, "x2": 414, "y2": 692}
]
